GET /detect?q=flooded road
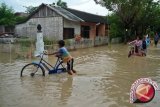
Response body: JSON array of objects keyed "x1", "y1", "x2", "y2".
[{"x1": 0, "y1": 44, "x2": 160, "y2": 107}]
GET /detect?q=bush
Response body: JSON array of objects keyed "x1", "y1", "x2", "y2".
[
  {"x1": 149, "y1": 31, "x2": 155, "y2": 38},
  {"x1": 43, "y1": 37, "x2": 57, "y2": 45}
]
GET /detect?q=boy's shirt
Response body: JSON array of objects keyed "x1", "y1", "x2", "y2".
[{"x1": 58, "y1": 47, "x2": 72, "y2": 63}]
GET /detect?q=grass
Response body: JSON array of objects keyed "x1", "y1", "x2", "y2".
[
  {"x1": 16, "y1": 38, "x2": 35, "y2": 47},
  {"x1": 43, "y1": 37, "x2": 57, "y2": 45},
  {"x1": 16, "y1": 36, "x2": 59, "y2": 47}
]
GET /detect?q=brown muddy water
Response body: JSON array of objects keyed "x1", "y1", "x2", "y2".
[{"x1": 0, "y1": 44, "x2": 160, "y2": 107}]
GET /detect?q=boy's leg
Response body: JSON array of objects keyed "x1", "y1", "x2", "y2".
[
  {"x1": 71, "y1": 59, "x2": 76, "y2": 73},
  {"x1": 67, "y1": 60, "x2": 73, "y2": 75}
]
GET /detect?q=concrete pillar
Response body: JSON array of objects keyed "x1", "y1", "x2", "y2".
[
  {"x1": 34, "y1": 32, "x2": 44, "y2": 56},
  {"x1": 34, "y1": 24, "x2": 44, "y2": 56}
]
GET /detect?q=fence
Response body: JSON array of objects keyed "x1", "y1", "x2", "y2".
[
  {"x1": 67, "y1": 36, "x2": 108, "y2": 50},
  {"x1": 44, "y1": 36, "x2": 108, "y2": 51},
  {"x1": 0, "y1": 38, "x2": 16, "y2": 44}
]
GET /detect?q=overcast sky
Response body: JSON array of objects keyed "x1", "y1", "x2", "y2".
[{"x1": 0, "y1": 0, "x2": 109, "y2": 16}]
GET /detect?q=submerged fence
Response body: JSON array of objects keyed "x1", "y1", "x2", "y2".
[
  {"x1": 66, "y1": 36, "x2": 108, "y2": 50},
  {"x1": 0, "y1": 38, "x2": 16, "y2": 44},
  {"x1": 44, "y1": 36, "x2": 108, "y2": 51},
  {"x1": 0, "y1": 36, "x2": 108, "y2": 50}
]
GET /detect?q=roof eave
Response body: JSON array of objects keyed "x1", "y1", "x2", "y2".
[{"x1": 46, "y1": 5, "x2": 84, "y2": 22}]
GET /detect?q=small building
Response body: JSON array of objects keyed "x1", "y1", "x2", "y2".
[
  {"x1": 0, "y1": 25, "x2": 14, "y2": 36},
  {"x1": 15, "y1": 12, "x2": 29, "y2": 17},
  {"x1": 15, "y1": 3, "x2": 108, "y2": 40}
]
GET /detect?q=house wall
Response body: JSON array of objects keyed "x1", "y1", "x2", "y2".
[
  {"x1": 80, "y1": 22, "x2": 96, "y2": 39},
  {"x1": 33, "y1": 6, "x2": 60, "y2": 17},
  {"x1": 98, "y1": 24, "x2": 105, "y2": 36},
  {"x1": 81, "y1": 22, "x2": 106, "y2": 39},
  {"x1": 105, "y1": 24, "x2": 109, "y2": 36},
  {"x1": 15, "y1": 5, "x2": 64, "y2": 40},
  {"x1": 63, "y1": 19, "x2": 80, "y2": 36},
  {"x1": 15, "y1": 17, "x2": 63, "y2": 40},
  {"x1": 0, "y1": 26, "x2": 5, "y2": 33}
]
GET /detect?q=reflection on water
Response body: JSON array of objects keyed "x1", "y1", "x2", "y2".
[{"x1": 1, "y1": 44, "x2": 160, "y2": 107}]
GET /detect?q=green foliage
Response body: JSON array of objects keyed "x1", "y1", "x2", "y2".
[
  {"x1": 16, "y1": 38, "x2": 35, "y2": 47},
  {"x1": 95, "y1": 0, "x2": 160, "y2": 42},
  {"x1": 108, "y1": 14, "x2": 124, "y2": 39},
  {"x1": 15, "y1": 16, "x2": 27, "y2": 23},
  {"x1": 43, "y1": 37, "x2": 57, "y2": 45},
  {"x1": 0, "y1": 3, "x2": 16, "y2": 26},
  {"x1": 146, "y1": 28, "x2": 155, "y2": 38},
  {"x1": 24, "y1": 6, "x2": 37, "y2": 14},
  {"x1": 0, "y1": 3, "x2": 27, "y2": 26},
  {"x1": 150, "y1": 31, "x2": 155, "y2": 38},
  {"x1": 56, "y1": 0, "x2": 68, "y2": 8}
]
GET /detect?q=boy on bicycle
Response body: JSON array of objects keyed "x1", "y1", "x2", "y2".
[{"x1": 45, "y1": 40, "x2": 76, "y2": 75}]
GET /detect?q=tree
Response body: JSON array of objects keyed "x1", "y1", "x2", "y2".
[
  {"x1": 94, "y1": 0, "x2": 160, "y2": 42},
  {"x1": 108, "y1": 14, "x2": 124, "y2": 39},
  {"x1": 0, "y1": 3, "x2": 16, "y2": 26},
  {"x1": 132, "y1": 1, "x2": 160, "y2": 35},
  {"x1": 56, "y1": 0, "x2": 68, "y2": 8},
  {"x1": 25, "y1": 6, "x2": 37, "y2": 14},
  {"x1": 15, "y1": 16, "x2": 27, "y2": 24}
]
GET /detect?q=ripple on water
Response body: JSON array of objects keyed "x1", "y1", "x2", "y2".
[{"x1": 0, "y1": 45, "x2": 160, "y2": 107}]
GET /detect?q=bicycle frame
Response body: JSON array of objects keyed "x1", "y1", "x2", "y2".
[{"x1": 33, "y1": 54, "x2": 66, "y2": 74}]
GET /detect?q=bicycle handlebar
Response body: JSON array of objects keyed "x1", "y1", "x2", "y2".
[
  {"x1": 35, "y1": 51, "x2": 61, "y2": 59},
  {"x1": 35, "y1": 52, "x2": 45, "y2": 58}
]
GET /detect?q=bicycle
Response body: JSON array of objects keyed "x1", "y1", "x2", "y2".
[{"x1": 20, "y1": 53, "x2": 67, "y2": 77}]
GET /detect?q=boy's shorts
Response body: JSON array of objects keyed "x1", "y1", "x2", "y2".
[{"x1": 67, "y1": 58, "x2": 74, "y2": 71}]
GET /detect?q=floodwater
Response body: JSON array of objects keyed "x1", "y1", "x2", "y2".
[{"x1": 1, "y1": 44, "x2": 160, "y2": 107}]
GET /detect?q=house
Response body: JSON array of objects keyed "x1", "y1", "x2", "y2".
[
  {"x1": 0, "y1": 12, "x2": 28, "y2": 37},
  {"x1": 0, "y1": 25, "x2": 14, "y2": 36},
  {"x1": 15, "y1": 3, "x2": 108, "y2": 40},
  {"x1": 15, "y1": 12, "x2": 29, "y2": 17}
]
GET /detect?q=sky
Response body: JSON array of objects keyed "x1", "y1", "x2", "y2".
[{"x1": 0, "y1": 0, "x2": 109, "y2": 16}]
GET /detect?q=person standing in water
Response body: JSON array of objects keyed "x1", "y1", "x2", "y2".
[
  {"x1": 154, "y1": 32, "x2": 159, "y2": 47},
  {"x1": 128, "y1": 36, "x2": 142, "y2": 55},
  {"x1": 146, "y1": 34, "x2": 150, "y2": 47},
  {"x1": 45, "y1": 40, "x2": 76, "y2": 75},
  {"x1": 141, "y1": 36, "x2": 147, "y2": 56}
]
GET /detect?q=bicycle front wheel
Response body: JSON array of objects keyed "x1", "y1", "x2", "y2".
[{"x1": 20, "y1": 63, "x2": 45, "y2": 77}]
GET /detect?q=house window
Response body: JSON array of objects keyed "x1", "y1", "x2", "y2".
[
  {"x1": 81, "y1": 26, "x2": 90, "y2": 38},
  {"x1": 63, "y1": 28, "x2": 74, "y2": 39},
  {"x1": 96, "y1": 27, "x2": 99, "y2": 36}
]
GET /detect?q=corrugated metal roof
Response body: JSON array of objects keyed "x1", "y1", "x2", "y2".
[
  {"x1": 46, "y1": 4, "x2": 83, "y2": 22},
  {"x1": 17, "y1": 3, "x2": 107, "y2": 24},
  {"x1": 65, "y1": 8, "x2": 107, "y2": 24}
]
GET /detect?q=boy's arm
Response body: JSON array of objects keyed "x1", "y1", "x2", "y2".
[
  {"x1": 44, "y1": 51, "x2": 59, "y2": 55},
  {"x1": 44, "y1": 48, "x2": 63, "y2": 57}
]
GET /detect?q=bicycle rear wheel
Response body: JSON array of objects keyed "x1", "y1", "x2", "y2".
[{"x1": 20, "y1": 63, "x2": 45, "y2": 77}]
